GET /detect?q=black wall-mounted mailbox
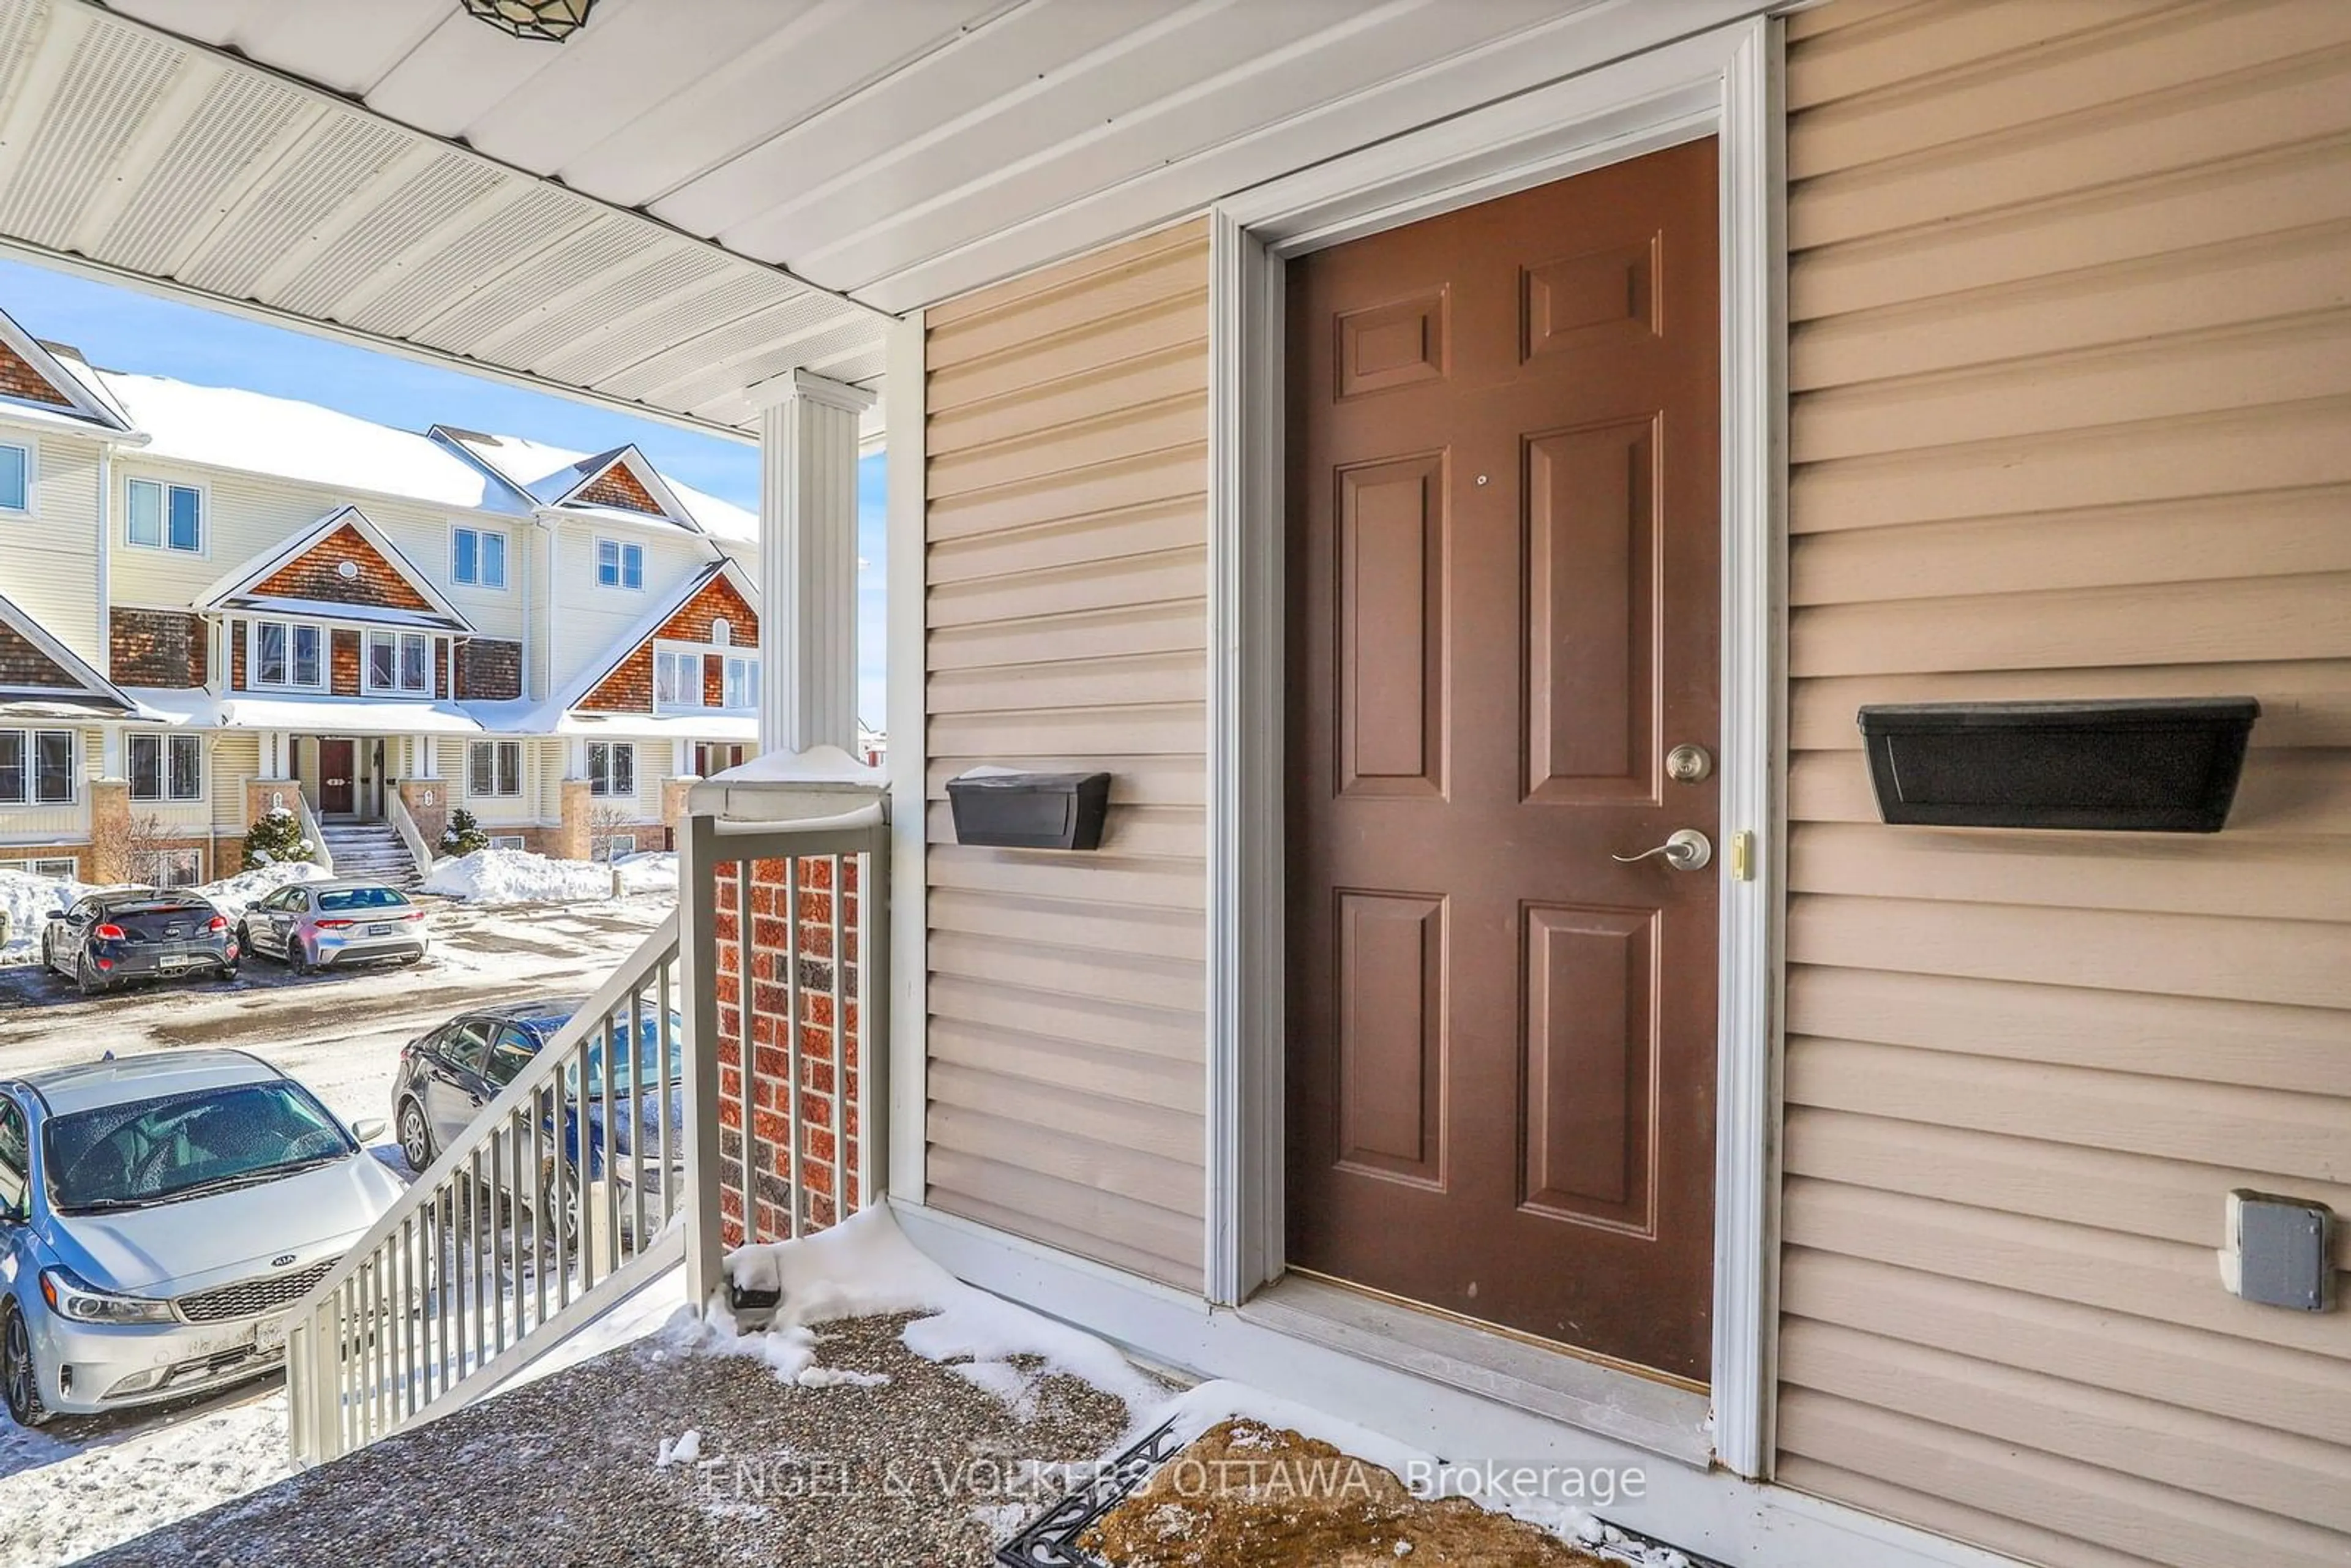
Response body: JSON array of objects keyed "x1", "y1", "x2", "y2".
[
  {"x1": 947, "y1": 769, "x2": 1112, "y2": 850},
  {"x1": 1856, "y1": 697, "x2": 2260, "y2": 832}
]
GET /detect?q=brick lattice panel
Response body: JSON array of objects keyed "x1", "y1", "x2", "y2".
[
  {"x1": 578, "y1": 572, "x2": 758, "y2": 712},
  {"x1": 0, "y1": 340, "x2": 70, "y2": 407},
  {"x1": 0, "y1": 622, "x2": 78, "y2": 688},
  {"x1": 253, "y1": 523, "x2": 434, "y2": 612},
  {"x1": 110, "y1": 608, "x2": 208, "y2": 688},
  {"x1": 713, "y1": 853, "x2": 861, "y2": 1246},
  {"x1": 575, "y1": 462, "x2": 666, "y2": 515},
  {"x1": 456, "y1": 637, "x2": 522, "y2": 700}
]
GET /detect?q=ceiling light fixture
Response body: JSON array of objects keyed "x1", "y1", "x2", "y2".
[{"x1": 460, "y1": 0, "x2": 596, "y2": 43}]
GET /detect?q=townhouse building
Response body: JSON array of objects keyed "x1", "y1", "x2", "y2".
[{"x1": 0, "y1": 303, "x2": 761, "y2": 887}]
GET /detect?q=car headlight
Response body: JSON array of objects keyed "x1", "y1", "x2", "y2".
[{"x1": 39, "y1": 1267, "x2": 178, "y2": 1326}]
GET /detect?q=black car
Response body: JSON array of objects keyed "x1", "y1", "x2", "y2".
[{"x1": 41, "y1": 888, "x2": 240, "y2": 996}]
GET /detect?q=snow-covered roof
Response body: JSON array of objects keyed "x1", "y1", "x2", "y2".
[
  {"x1": 88, "y1": 370, "x2": 521, "y2": 513},
  {"x1": 128, "y1": 689, "x2": 485, "y2": 735},
  {"x1": 435, "y1": 428, "x2": 757, "y2": 546},
  {"x1": 466, "y1": 698, "x2": 757, "y2": 743}
]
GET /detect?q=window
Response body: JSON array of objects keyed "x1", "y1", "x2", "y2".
[
  {"x1": 132, "y1": 847, "x2": 204, "y2": 888},
  {"x1": 129, "y1": 733, "x2": 203, "y2": 802},
  {"x1": 596, "y1": 833, "x2": 637, "y2": 863},
  {"x1": 127, "y1": 478, "x2": 203, "y2": 552},
  {"x1": 439, "y1": 1021, "x2": 493, "y2": 1076},
  {"x1": 2, "y1": 857, "x2": 77, "y2": 879},
  {"x1": 486, "y1": 1026, "x2": 536, "y2": 1088},
  {"x1": 490, "y1": 834, "x2": 526, "y2": 851},
  {"x1": 654, "y1": 648, "x2": 704, "y2": 710},
  {"x1": 0, "y1": 443, "x2": 28, "y2": 513},
  {"x1": 595, "y1": 538, "x2": 643, "y2": 590},
  {"x1": 710, "y1": 617, "x2": 731, "y2": 647},
  {"x1": 0, "y1": 1097, "x2": 26, "y2": 1219},
  {"x1": 467, "y1": 740, "x2": 522, "y2": 797},
  {"x1": 722, "y1": 656, "x2": 759, "y2": 711},
  {"x1": 587, "y1": 741, "x2": 634, "y2": 797},
  {"x1": 366, "y1": 631, "x2": 431, "y2": 695},
  {"x1": 453, "y1": 526, "x2": 508, "y2": 589},
  {"x1": 250, "y1": 621, "x2": 322, "y2": 689},
  {"x1": 0, "y1": 730, "x2": 75, "y2": 806}
]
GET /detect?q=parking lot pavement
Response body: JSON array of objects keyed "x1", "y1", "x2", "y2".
[
  {"x1": 0, "y1": 891, "x2": 678, "y2": 1567},
  {"x1": 0, "y1": 893, "x2": 673, "y2": 1131}
]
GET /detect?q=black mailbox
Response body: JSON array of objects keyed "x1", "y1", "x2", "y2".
[
  {"x1": 1856, "y1": 697, "x2": 2259, "y2": 833},
  {"x1": 947, "y1": 769, "x2": 1112, "y2": 850}
]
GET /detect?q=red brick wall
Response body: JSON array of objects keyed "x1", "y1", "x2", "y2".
[
  {"x1": 578, "y1": 573, "x2": 758, "y2": 713},
  {"x1": 713, "y1": 852, "x2": 862, "y2": 1244},
  {"x1": 575, "y1": 462, "x2": 665, "y2": 515},
  {"x1": 253, "y1": 523, "x2": 434, "y2": 612},
  {"x1": 330, "y1": 629, "x2": 361, "y2": 697},
  {"x1": 110, "y1": 609, "x2": 208, "y2": 688},
  {"x1": 0, "y1": 623, "x2": 77, "y2": 688},
  {"x1": 0, "y1": 340, "x2": 70, "y2": 407}
]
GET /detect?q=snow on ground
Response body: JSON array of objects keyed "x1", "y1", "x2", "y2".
[
  {"x1": 0, "y1": 1390, "x2": 291, "y2": 1568},
  {"x1": 424, "y1": 846, "x2": 678, "y2": 905},
  {"x1": 0, "y1": 869, "x2": 93, "y2": 962}
]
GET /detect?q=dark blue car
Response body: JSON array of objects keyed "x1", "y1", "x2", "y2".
[{"x1": 388, "y1": 994, "x2": 684, "y2": 1241}]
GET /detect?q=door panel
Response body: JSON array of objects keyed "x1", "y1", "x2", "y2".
[
  {"x1": 1286, "y1": 139, "x2": 1721, "y2": 1381},
  {"x1": 319, "y1": 738, "x2": 355, "y2": 817}
]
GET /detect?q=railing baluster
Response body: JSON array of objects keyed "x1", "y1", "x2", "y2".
[
  {"x1": 829, "y1": 852, "x2": 846, "y2": 1224},
  {"x1": 785, "y1": 855, "x2": 802, "y2": 1240},
  {"x1": 629, "y1": 986, "x2": 647, "y2": 1258},
  {"x1": 528, "y1": 1089, "x2": 547, "y2": 1335},
  {"x1": 655, "y1": 958, "x2": 674, "y2": 1232},
  {"x1": 602, "y1": 1015, "x2": 621, "y2": 1277}
]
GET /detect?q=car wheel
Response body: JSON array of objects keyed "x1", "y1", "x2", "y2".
[
  {"x1": 235, "y1": 920, "x2": 255, "y2": 958},
  {"x1": 3, "y1": 1305, "x2": 52, "y2": 1428},
  {"x1": 217, "y1": 964, "x2": 240, "y2": 983},
  {"x1": 290, "y1": 940, "x2": 313, "y2": 977},
  {"x1": 38, "y1": 931, "x2": 51, "y2": 976},
  {"x1": 75, "y1": 952, "x2": 104, "y2": 999},
  {"x1": 537, "y1": 1162, "x2": 583, "y2": 1256},
  {"x1": 397, "y1": 1100, "x2": 435, "y2": 1172}
]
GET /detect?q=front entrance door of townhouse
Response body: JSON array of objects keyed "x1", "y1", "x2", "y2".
[
  {"x1": 318, "y1": 738, "x2": 356, "y2": 818},
  {"x1": 1284, "y1": 139, "x2": 1722, "y2": 1383}
]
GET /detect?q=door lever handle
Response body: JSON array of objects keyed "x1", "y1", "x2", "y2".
[{"x1": 1611, "y1": 828, "x2": 1712, "y2": 871}]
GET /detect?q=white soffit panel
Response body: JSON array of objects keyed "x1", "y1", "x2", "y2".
[{"x1": 94, "y1": 0, "x2": 1775, "y2": 307}]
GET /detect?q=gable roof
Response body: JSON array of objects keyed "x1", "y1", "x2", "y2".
[
  {"x1": 0, "y1": 585, "x2": 137, "y2": 713},
  {"x1": 556, "y1": 558, "x2": 761, "y2": 713},
  {"x1": 0, "y1": 307, "x2": 135, "y2": 432},
  {"x1": 198, "y1": 506, "x2": 474, "y2": 632},
  {"x1": 430, "y1": 427, "x2": 757, "y2": 546}
]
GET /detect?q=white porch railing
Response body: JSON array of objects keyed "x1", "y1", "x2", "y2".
[
  {"x1": 283, "y1": 809, "x2": 888, "y2": 1466},
  {"x1": 293, "y1": 789, "x2": 334, "y2": 874},
  {"x1": 384, "y1": 786, "x2": 437, "y2": 876}
]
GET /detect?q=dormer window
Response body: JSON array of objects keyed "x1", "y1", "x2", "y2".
[{"x1": 710, "y1": 617, "x2": 731, "y2": 647}]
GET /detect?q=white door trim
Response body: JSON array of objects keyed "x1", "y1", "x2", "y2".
[{"x1": 1204, "y1": 16, "x2": 1788, "y2": 1480}]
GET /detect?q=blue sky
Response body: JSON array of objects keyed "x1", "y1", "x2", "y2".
[{"x1": 0, "y1": 257, "x2": 890, "y2": 728}]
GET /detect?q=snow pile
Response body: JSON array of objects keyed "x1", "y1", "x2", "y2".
[
  {"x1": 655, "y1": 1429, "x2": 702, "y2": 1469},
  {"x1": 682, "y1": 1208, "x2": 1163, "y2": 1418},
  {"x1": 0, "y1": 869, "x2": 94, "y2": 963},
  {"x1": 423, "y1": 847, "x2": 678, "y2": 905},
  {"x1": 191, "y1": 860, "x2": 331, "y2": 923}
]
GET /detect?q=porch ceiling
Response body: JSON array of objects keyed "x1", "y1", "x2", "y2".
[{"x1": 7, "y1": 0, "x2": 1771, "y2": 435}]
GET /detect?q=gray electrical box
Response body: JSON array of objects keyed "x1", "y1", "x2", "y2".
[{"x1": 2220, "y1": 1190, "x2": 2335, "y2": 1313}]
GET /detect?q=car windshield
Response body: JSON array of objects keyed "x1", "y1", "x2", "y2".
[
  {"x1": 317, "y1": 887, "x2": 411, "y2": 912},
  {"x1": 43, "y1": 1082, "x2": 354, "y2": 1212},
  {"x1": 562, "y1": 1005, "x2": 685, "y2": 1097}
]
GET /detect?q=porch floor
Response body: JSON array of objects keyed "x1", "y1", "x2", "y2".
[{"x1": 89, "y1": 1313, "x2": 1156, "y2": 1567}]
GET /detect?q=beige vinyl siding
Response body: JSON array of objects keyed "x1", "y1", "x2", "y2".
[
  {"x1": 438, "y1": 734, "x2": 542, "y2": 827},
  {"x1": 1, "y1": 432, "x2": 105, "y2": 667},
  {"x1": 105, "y1": 462, "x2": 528, "y2": 643},
  {"x1": 543, "y1": 517, "x2": 713, "y2": 699},
  {"x1": 208, "y1": 732, "x2": 259, "y2": 838},
  {"x1": 921, "y1": 219, "x2": 1209, "y2": 1291},
  {"x1": 1777, "y1": 6, "x2": 2351, "y2": 1567}
]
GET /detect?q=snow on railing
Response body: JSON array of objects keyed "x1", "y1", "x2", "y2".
[
  {"x1": 284, "y1": 808, "x2": 890, "y2": 1466},
  {"x1": 293, "y1": 790, "x2": 334, "y2": 874}
]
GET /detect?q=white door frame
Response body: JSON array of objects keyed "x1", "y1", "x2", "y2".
[{"x1": 1203, "y1": 16, "x2": 1787, "y2": 1479}]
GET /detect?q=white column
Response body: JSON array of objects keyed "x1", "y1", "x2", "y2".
[{"x1": 748, "y1": 367, "x2": 874, "y2": 756}]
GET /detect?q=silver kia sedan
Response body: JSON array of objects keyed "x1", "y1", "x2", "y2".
[
  {"x1": 0, "y1": 1051, "x2": 401, "y2": 1424},
  {"x1": 236, "y1": 879, "x2": 430, "y2": 973}
]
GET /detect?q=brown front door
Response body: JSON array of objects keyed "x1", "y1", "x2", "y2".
[
  {"x1": 1284, "y1": 140, "x2": 1722, "y2": 1382},
  {"x1": 319, "y1": 738, "x2": 356, "y2": 817}
]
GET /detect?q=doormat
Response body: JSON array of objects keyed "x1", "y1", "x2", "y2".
[{"x1": 997, "y1": 1416, "x2": 1734, "y2": 1568}]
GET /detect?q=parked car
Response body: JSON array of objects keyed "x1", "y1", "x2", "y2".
[
  {"x1": 0, "y1": 1050, "x2": 399, "y2": 1425},
  {"x1": 390, "y1": 996, "x2": 683, "y2": 1239},
  {"x1": 236, "y1": 879, "x2": 429, "y2": 974},
  {"x1": 42, "y1": 888, "x2": 238, "y2": 996}
]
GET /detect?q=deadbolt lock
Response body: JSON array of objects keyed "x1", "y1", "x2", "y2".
[{"x1": 1666, "y1": 743, "x2": 1713, "y2": 784}]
